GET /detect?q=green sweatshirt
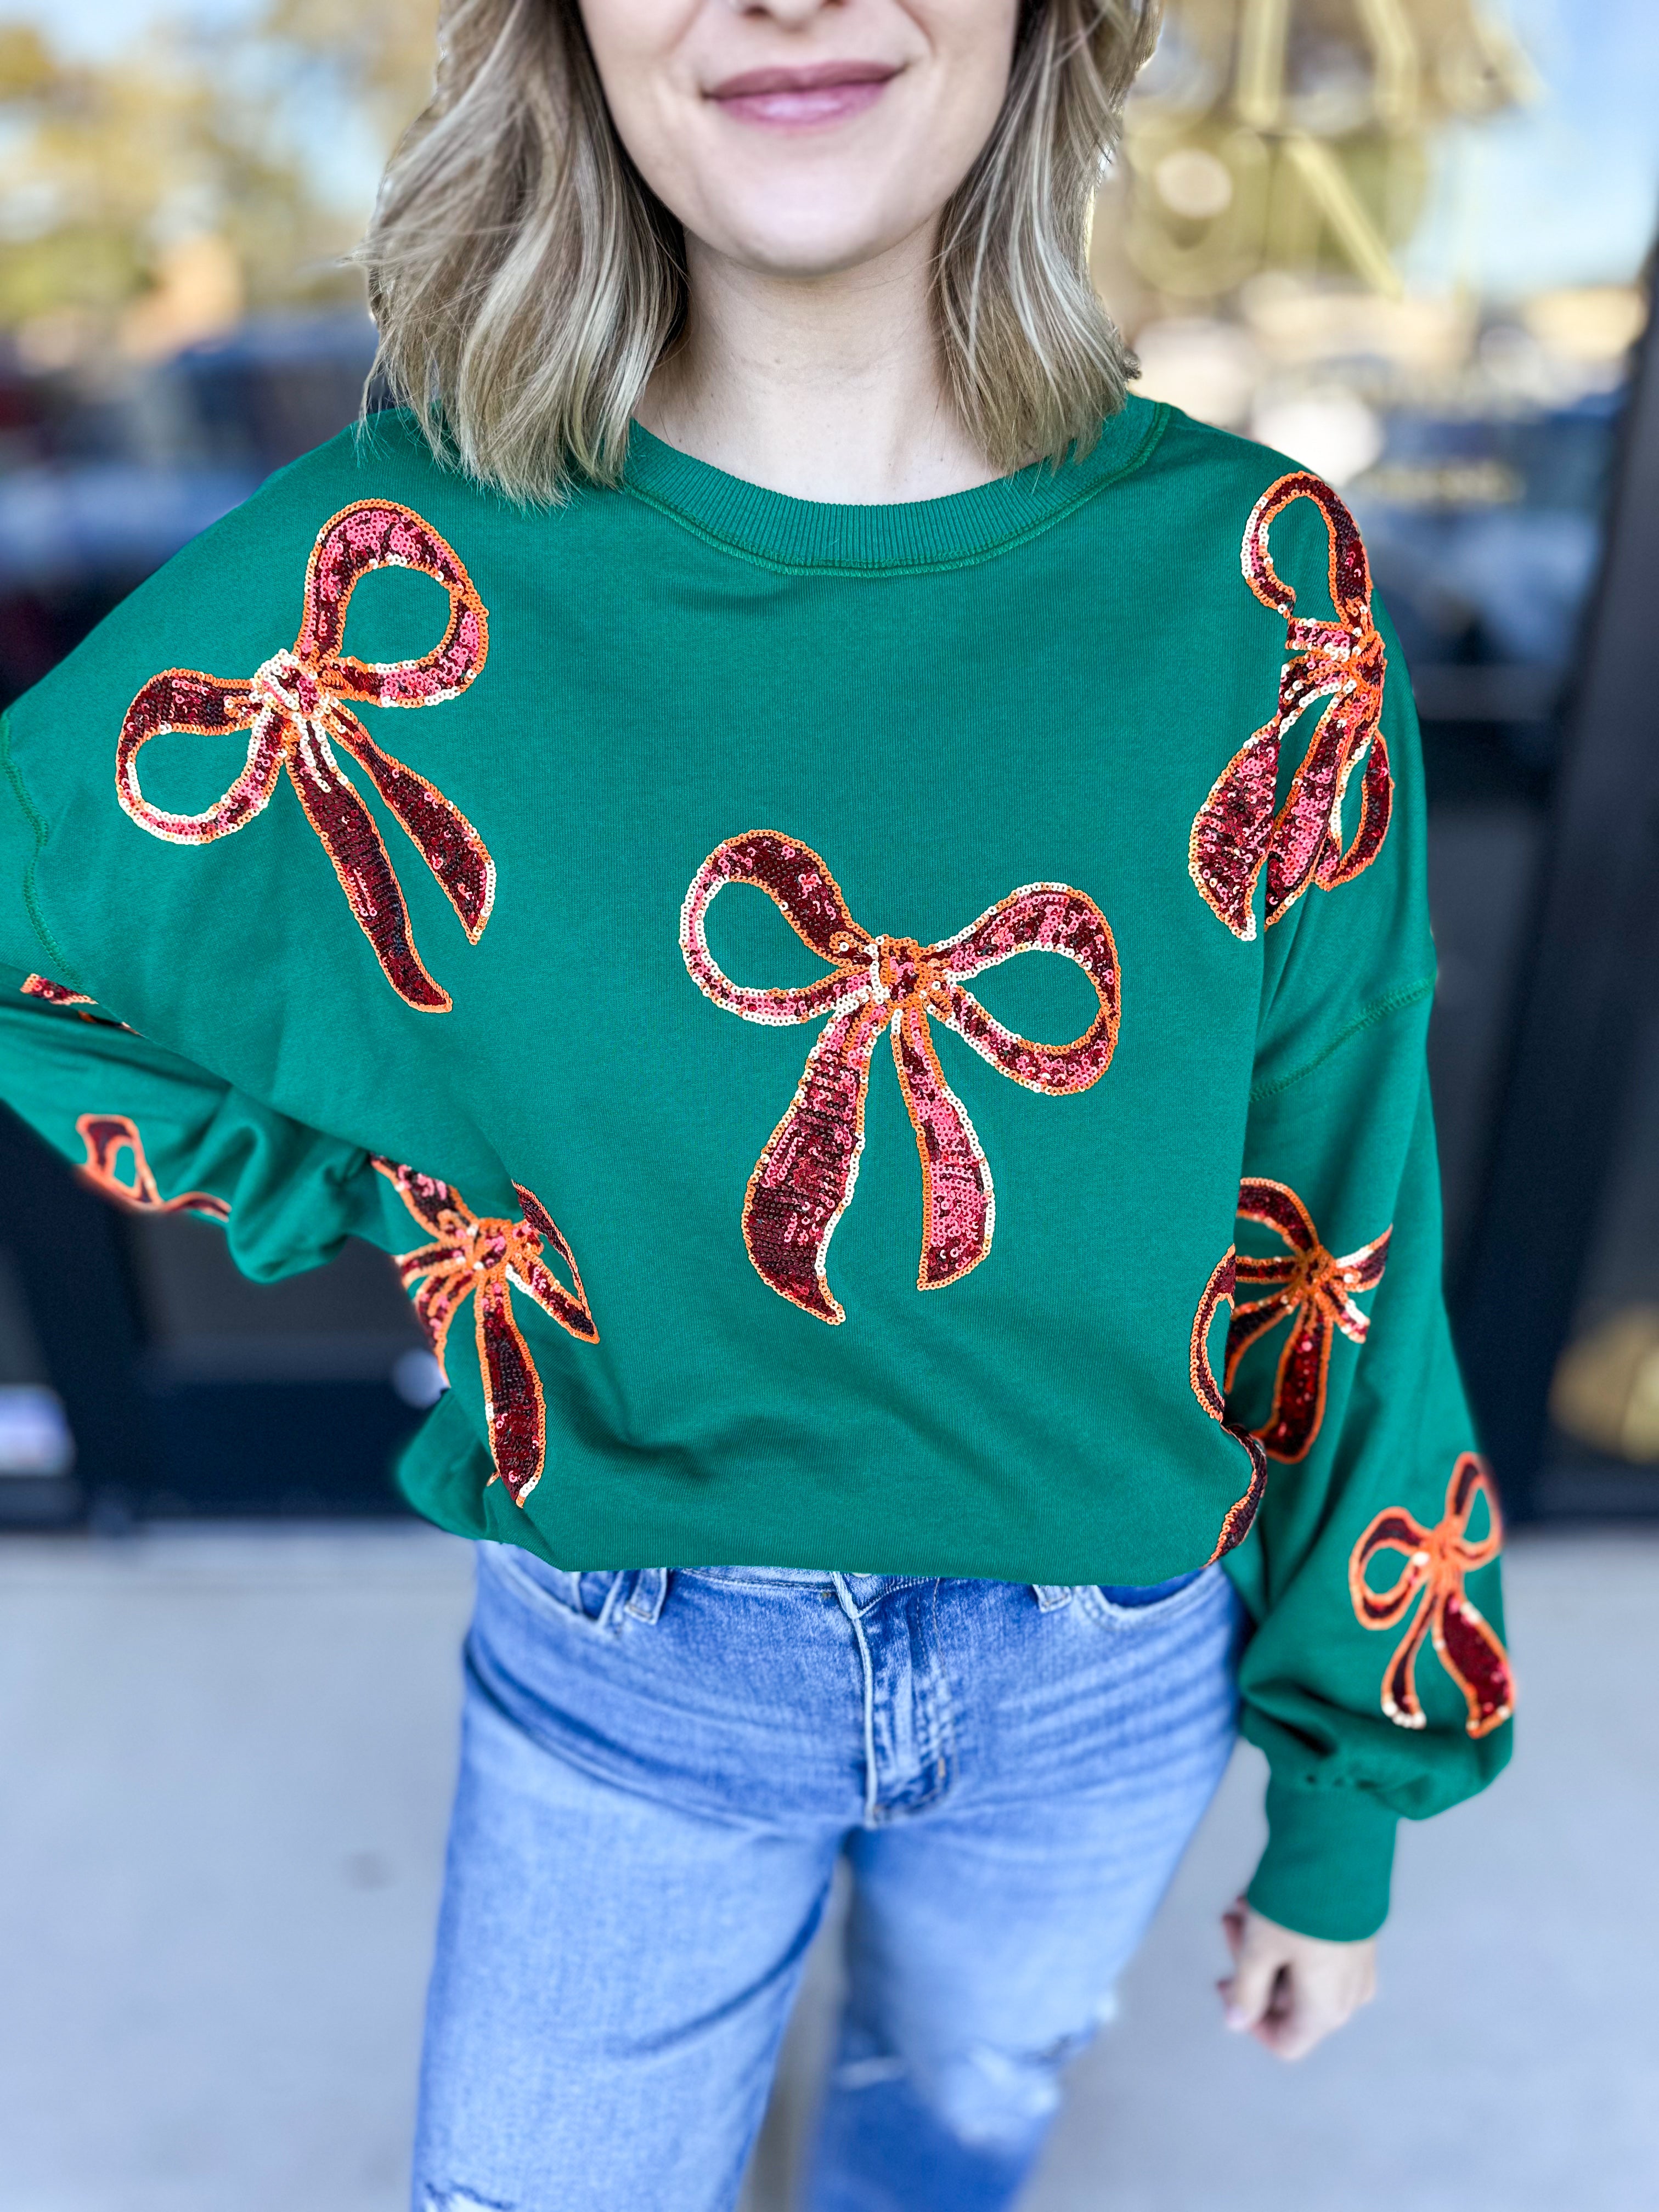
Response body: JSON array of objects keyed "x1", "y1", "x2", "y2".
[{"x1": 0, "y1": 397, "x2": 1511, "y2": 1938}]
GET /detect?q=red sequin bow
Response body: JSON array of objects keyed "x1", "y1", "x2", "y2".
[
  {"x1": 1348, "y1": 1452, "x2": 1514, "y2": 1739},
  {"x1": 1189, "y1": 472, "x2": 1390, "y2": 940},
  {"x1": 75, "y1": 1112, "x2": 229, "y2": 1220},
  {"x1": 117, "y1": 501, "x2": 493, "y2": 1013},
  {"x1": 1224, "y1": 1178, "x2": 1390, "y2": 1462},
  {"x1": 1188, "y1": 1250, "x2": 1270, "y2": 1560},
  {"x1": 680, "y1": 831, "x2": 1120, "y2": 1324},
  {"x1": 375, "y1": 1159, "x2": 597, "y2": 1505}
]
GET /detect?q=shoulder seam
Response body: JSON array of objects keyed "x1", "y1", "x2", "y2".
[
  {"x1": 0, "y1": 713, "x2": 77, "y2": 983},
  {"x1": 1249, "y1": 977, "x2": 1435, "y2": 1103}
]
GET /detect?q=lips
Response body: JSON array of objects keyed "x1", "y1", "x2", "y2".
[{"x1": 706, "y1": 59, "x2": 900, "y2": 128}]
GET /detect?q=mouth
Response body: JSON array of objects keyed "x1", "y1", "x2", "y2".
[{"x1": 706, "y1": 59, "x2": 901, "y2": 130}]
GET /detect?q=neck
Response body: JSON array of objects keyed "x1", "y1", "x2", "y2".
[{"x1": 635, "y1": 225, "x2": 1001, "y2": 504}]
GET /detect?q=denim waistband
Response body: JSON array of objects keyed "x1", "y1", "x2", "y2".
[
  {"x1": 680, "y1": 1564, "x2": 1199, "y2": 1585},
  {"x1": 1095, "y1": 1570, "x2": 1205, "y2": 1607},
  {"x1": 679, "y1": 1565, "x2": 844, "y2": 1586},
  {"x1": 618, "y1": 1562, "x2": 1205, "y2": 1611}
]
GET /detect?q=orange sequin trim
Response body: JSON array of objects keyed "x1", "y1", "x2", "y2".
[
  {"x1": 21, "y1": 974, "x2": 132, "y2": 1030},
  {"x1": 75, "y1": 1113, "x2": 230, "y2": 1220},
  {"x1": 375, "y1": 1159, "x2": 597, "y2": 1506},
  {"x1": 1189, "y1": 1247, "x2": 1269, "y2": 1560},
  {"x1": 1349, "y1": 1453, "x2": 1514, "y2": 1738},
  {"x1": 1225, "y1": 1177, "x2": 1390, "y2": 1462},
  {"x1": 117, "y1": 502, "x2": 493, "y2": 1012},
  {"x1": 681, "y1": 831, "x2": 1119, "y2": 1323},
  {"x1": 22, "y1": 974, "x2": 94, "y2": 1007},
  {"x1": 1189, "y1": 472, "x2": 1390, "y2": 939}
]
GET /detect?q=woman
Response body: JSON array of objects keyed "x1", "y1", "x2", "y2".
[{"x1": 0, "y1": 0, "x2": 1513, "y2": 2203}]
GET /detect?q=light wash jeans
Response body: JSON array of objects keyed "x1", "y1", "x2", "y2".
[{"x1": 412, "y1": 1549, "x2": 1243, "y2": 2212}]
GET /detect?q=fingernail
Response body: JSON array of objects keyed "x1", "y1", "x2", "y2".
[{"x1": 1224, "y1": 2003, "x2": 1248, "y2": 2030}]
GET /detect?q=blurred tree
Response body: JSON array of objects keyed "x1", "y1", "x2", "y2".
[
  {"x1": 261, "y1": 0, "x2": 439, "y2": 151},
  {"x1": 0, "y1": 1, "x2": 437, "y2": 367},
  {"x1": 1116, "y1": 0, "x2": 1536, "y2": 303}
]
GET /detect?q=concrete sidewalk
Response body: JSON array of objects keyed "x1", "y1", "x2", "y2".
[{"x1": 0, "y1": 1526, "x2": 1651, "y2": 2210}]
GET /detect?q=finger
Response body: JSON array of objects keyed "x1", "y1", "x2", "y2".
[
  {"x1": 1221, "y1": 1932, "x2": 1286, "y2": 2030},
  {"x1": 1221, "y1": 1900, "x2": 1248, "y2": 1962},
  {"x1": 1251, "y1": 1964, "x2": 1367, "y2": 2062},
  {"x1": 1250, "y1": 1979, "x2": 1328, "y2": 2061}
]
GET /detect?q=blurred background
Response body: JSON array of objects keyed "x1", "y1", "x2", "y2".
[{"x1": 1, "y1": 2, "x2": 1656, "y2": 2208}]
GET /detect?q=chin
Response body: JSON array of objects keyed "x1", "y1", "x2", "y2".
[{"x1": 714, "y1": 205, "x2": 923, "y2": 281}]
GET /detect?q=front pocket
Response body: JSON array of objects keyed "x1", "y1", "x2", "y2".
[
  {"x1": 483, "y1": 1542, "x2": 623, "y2": 1627},
  {"x1": 1076, "y1": 1564, "x2": 1223, "y2": 1629}
]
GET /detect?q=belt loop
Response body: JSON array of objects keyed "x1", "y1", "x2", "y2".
[
  {"x1": 595, "y1": 1573, "x2": 630, "y2": 1633},
  {"x1": 625, "y1": 1567, "x2": 670, "y2": 1624},
  {"x1": 1032, "y1": 1584, "x2": 1076, "y2": 1612}
]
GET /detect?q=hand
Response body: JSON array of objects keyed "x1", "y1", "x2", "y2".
[{"x1": 1217, "y1": 1897, "x2": 1377, "y2": 2060}]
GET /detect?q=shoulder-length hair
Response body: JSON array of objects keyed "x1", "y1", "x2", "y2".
[{"x1": 359, "y1": 0, "x2": 1161, "y2": 504}]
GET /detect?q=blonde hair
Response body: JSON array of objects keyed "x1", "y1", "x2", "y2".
[{"x1": 359, "y1": 0, "x2": 1161, "y2": 503}]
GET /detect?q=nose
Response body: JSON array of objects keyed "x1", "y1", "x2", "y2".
[{"x1": 727, "y1": 0, "x2": 845, "y2": 28}]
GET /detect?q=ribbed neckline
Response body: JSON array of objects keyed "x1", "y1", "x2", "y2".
[{"x1": 621, "y1": 397, "x2": 1167, "y2": 576}]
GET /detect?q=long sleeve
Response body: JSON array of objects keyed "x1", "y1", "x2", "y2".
[
  {"x1": 0, "y1": 398, "x2": 1529, "y2": 1709},
  {"x1": 1222, "y1": 614, "x2": 1513, "y2": 1943},
  {"x1": 0, "y1": 713, "x2": 393, "y2": 1278}
]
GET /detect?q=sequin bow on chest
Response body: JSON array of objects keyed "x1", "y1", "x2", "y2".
[
  {"x1": 117, "y1": 501, "x2": 493, "y2": 1012},
  {"x1": 1189, "y1": 471, "x2": 1391, "y2": 940},
  {"x1": 1349, "y1": 1453, "x2": 1514, "y2": 1739},
  {"x1": 681, "y1": 831, "x2": 1120, "y2": 1324}
]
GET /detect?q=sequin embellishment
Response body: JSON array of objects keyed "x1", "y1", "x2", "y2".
[
  {"x1": 1189, "y1": 472, "x2": 1390, "y2": 939},
  {"x1": 374, "y1": 1159, "x2": 597, "y2": 1505},
  {"x1": 22, "y1": 975, "x2": 94, "y2": 1007},
  {"x1": 117, "y1": 502, "x2": 493, "y2": 1011},
  {"x1": 1189, "y1": 1248, "x2": 1270, "y2": 1559},
  {"x1": 21, "y1": 974, "x2": 131, "y2": 1030},
  {"x1": 75, "y1": 1113, "x2": 230, "y2": 1219},
  {"x1": 680, "y1": 831, "x2": 1119, "y2": 1323},
  {"x1": 1349, "y1": 1452, "x2": 1513, "y2": 1738},
  {"x1": 1224, "y1": 1177, "x2": 1390, "y2": 1462}
]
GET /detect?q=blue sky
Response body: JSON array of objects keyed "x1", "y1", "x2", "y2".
[
  {"x1": 1404, "y1": 0, "x2": 1659, "y2": 296},
  {"x1": 16, "y1": 0, "x2": 259, "y2": 54},
  {"x1": 15, "y1": 0, "x2": 1659, "y2": 297}
]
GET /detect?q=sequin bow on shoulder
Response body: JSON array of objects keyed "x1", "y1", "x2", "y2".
[
  {"x1": 376, "y1": 1160, "x2": 597, "y2": 1506},
  {"x1": 1189, "y1": 471, "x2": 1390, "y2": 940},
  {"x1": 1349, "y1": 1452, "x2": 1514, "y2": 1739},
  {"x1": 681, "y1": 831, "x2": 1120, "y2": 1324},
  {"x1": 117, "y1": 501, "x2": 493, "y2": 1012}
]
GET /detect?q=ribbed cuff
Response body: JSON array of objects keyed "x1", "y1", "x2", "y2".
[{"x1": 1246, "y1": 1778, "x2": 1398, "y2": 1942}]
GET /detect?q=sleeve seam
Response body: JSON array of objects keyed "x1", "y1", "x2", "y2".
[
  {"x1": 1249, "y1": 977, "x2": 1435, "y2": 1104},
  {"x1": 0, "y1": 712, "x2": 77, "y2": 984}
]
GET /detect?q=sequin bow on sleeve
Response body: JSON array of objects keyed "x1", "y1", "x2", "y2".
[
  {"x1": 75, "y1": 1112, "x2": 230, "y2": 1220},
  {"x1": 1189, "y1": 472, "x2": 1390, "y2": 940},
  {"x1": 1188, "y1": 1249, "x2": 1270, "y2": 1560},
  {"x1": 1348, "y1": 1452, "x2": 1514, "y2": 1739},
  {"x1": 1224, "y1": 1177, "x2": 1390, "y2": 1462},
  {"x1": 375, "y1": 1159, "x2": 597, "y2": 1506},
  {"x1": 117, "y1": 502, "x2": 493, "y2": 1012},
  {"x1": 680, "y1": 831, "x2": 1120, "y2": 1324}
]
